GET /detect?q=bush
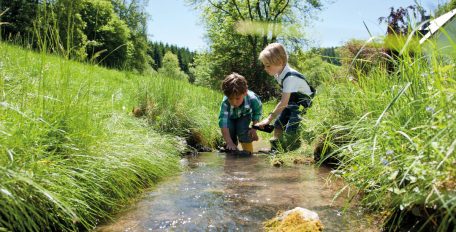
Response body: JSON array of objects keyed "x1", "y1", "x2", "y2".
[
  {"x1": 158, "y1": 51, "x2": 189, "y2": 81},
  {"x1": 290, "y1": 49, "x2": 340, "y2": 87},
  {"x1": 338, "y1": 39, "x2": 388, "y2": 79}
]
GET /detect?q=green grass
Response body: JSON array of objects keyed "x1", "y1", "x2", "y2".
[
  {"x1": 0, "y1": 42, "x2": 222, "y2": 231},
  {"x1": 136, "y1": 72, "x2": 222, "y2": 147},
  {"x1": 303, "y1": 40, "x2": 456, "y2": 230}
]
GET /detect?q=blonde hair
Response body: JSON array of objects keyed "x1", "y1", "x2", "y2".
[{"x1": 258, "y1": 43, "x2": 288, "y2": 66}]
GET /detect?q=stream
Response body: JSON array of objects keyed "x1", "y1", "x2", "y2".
[{"x1": 96, "y1": 151, "x2": 378, "y2": 231}]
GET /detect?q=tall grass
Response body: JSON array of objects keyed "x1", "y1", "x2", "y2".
[
  {"x1": 304, "y1": 38, "x2": 455, "y2": 230},
  {"x1": 135, "y1": 72, "x2": 222, "y2": 148},
  {"x1": 0, "y1": 42, "x2": 222, "y2": 231}
]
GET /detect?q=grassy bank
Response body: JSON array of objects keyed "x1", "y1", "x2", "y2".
[
  {"x1": 0, "y1": 42, "x2": 221, "y2": 231},
  {"x1": 303, "y1": 45, "x2": 456, "y2": 230},
  {"x1": 134, "y1": 72, "x2": 221, "y2": 148}
]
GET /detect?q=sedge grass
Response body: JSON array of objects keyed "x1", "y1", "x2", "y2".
[
  {"x1": 0, "y1": 42, "x2": 222, "y2": 231},
  {"x1": 134, "y1": 72, "x2": 222, "y2": 147},
  {"x1": 303, "y1": 36, "x2": 455, "y2": 230}
]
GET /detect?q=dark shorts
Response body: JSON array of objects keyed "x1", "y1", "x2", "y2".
[
  {"x1": 274, "y1": 105, "x2": 301, "y2": 134},
  {"x1": 227, "y1": 114, "x2": 252, "y2": 144}
]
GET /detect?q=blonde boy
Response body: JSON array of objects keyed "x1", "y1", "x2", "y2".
[
  {"x1": 219, "y1": 73, "x2": 262, "y2": 154},
  {"x1": 256, "y1": 43, "x2": 314, "y2": 150}
]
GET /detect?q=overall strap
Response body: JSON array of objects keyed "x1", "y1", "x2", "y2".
[
  {"x1": 245, "y1": 91, "x2": 251, "y2": 108},
  {"x1": 280, "y1": 71, "x2": 315, "y2": 97}
]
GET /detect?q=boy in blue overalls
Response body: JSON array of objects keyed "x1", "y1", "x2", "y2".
[
  {"x1": 219, "y1": 73, "x2": 263, "y2": 154},
  {"x1": 255, "y1": 43, "x2": 315, "y2": 151}
]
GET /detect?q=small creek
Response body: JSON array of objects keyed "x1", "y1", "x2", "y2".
[{"x1": 97, "y1": 152, "x2": 378, "y2": 231}]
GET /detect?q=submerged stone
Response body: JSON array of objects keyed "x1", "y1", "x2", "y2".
[{"x1": 264, "y1": 207, "x2": 323, "y2": 232}]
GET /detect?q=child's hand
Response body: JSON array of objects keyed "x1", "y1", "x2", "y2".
[
  {"x1": 255, "y1": 119, "x2": 271, "y2": 129},
  {"x1": 249, "y1": 129, "x2": 259, "y2": 141},
  {"x1": 226, "y1": 142, "x2": 238, "y2": 151}
]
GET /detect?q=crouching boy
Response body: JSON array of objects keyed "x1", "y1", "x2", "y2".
[{"x1": 219, "y1": 73, "x2": 262, "y2": 154}]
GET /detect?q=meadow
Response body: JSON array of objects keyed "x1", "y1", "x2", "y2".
[{"x1": 0, "y1": 42, "x2": 221, "y2": 231}]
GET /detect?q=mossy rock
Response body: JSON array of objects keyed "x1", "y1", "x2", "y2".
[{"x1": 264, "y1": 211, "x2": 323, "y2": 232}]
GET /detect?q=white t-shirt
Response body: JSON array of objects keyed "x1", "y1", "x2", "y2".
[{"x1": 275, "y1": 64, "x2": 312, "y2": 95}]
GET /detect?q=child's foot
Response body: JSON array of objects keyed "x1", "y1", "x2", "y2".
[
  {"x1": 219, "y1": 146, "x2": 252, "y2": 156},
  {"x1": 258, "y1": 148, "x2": 278, "y2": 155}
]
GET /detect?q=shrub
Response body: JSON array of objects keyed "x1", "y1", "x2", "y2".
[{"x1": 338, "y1": 39, "x2": 388, "y2": 79}]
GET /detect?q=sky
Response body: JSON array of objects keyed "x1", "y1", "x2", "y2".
[{"x1": 146, "y1": 0, "x2": 443, "y2": 51}]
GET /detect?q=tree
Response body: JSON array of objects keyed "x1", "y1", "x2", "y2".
[
  {"x1": 80, "y1": 0, "x2": 131, "y2": 68},
  {"x1": 52, "y1": 0, "x2": 87, "y2": 60},
  {"x1": 149, "y1": 44, "x2": 163, "y2": 69},
  {"x1": 378, "y1": 4, "x2": 426, "y2": 36},
  {"x1": 190, "y1": 51, "x2": 218, "y2": 87},
  {"x1": 158, "y1": 51, "x2": 189, "y2": 81},
  {"x1": 187, "y1": 0, "x2": 322, "y2": 98},
  {"x1": 0, "y1": 0, "x2": 39, "y2": 41},
  {"x1": 319, "y1": 47, "x2": 340, "y2": 66},
  {"x1": 290, "y1": 48, "x2": 338, "y2": 87},
  {"x1": 111, "y1": 0, "x2": 151, "y2": 72},
  {"x1": 147, "y1": 41, "x2": 195, "y2": 76}
]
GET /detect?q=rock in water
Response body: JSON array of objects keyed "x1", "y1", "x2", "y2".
[{"x1": 264, "y1": 207, "x2": 323, "y2": 232}]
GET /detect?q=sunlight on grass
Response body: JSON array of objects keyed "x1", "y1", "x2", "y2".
[
  {"x1": 0, "y1": 42, "x2": 216, "y2": 231},
  {"x1": 303, "y1": 34, "x2": 456, "y2": 231}
]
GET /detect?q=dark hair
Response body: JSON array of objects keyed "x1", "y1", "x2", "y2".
[{"x1": 221, "y1": 72, "x2": 248, "y2": 97}]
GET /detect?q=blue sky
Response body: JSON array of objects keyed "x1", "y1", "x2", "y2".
[{"x1": 146, "y1": 0, "x2": 442, "y2": 51}]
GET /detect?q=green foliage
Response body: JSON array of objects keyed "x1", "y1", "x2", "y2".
[
  {"x1": 190, "y1": 51, "x2": 219, "y2": 88},
  {"x1": 158, "y1": 51, "x2": 189, "y2": 81},
  {"x1": 80, "y1": 0, "x2": 131, "y2": 68},
  {"x1": 338, "y1": 39, "x2": 388, "y2": 79},
  {"x1": 50, "y1": 0, "x2": 87, "y2": 60},
  {"x1": 0, "y1": 0, "x2": 38, "y2": 41},
  {"x1": 111, "y1": 0, "x2": 148, "y2": 34},
  {"x1": 290, "y1": 49, "x2": 340, "y2": 87},
  {"x1": 111, "y1": 0, "x2": 150, "y2": 72},
  {"x1": 0, "y1": 43, "x2": 191, "y2": 231},
  {"x1": 187, "y1": 0, "x2": 322, "y2": 98},
  {"x1": 435, "y1": 0, "x2": 456, "y2": 17},
  {"x1": 126, "y1": 33, "x2": 150, "y2": 73},
  {"x1": 318, "y1": 47, "x2": 341, "y2": 65},
  {"x1": 1, "y1": 0, "x2": 153, "y2": 72},
  {"x1": 134, "y1": 72, "x2": 222, "y2": 148},
  {"x1": 304, "y1": 41, "x2": 456, "y2": 230},
  {"x1": 147, "y1": 41, "x2": 195, "y2": 77}
]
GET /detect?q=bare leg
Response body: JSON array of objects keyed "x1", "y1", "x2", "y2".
[{"x1": 272, "y1": 127, "x2": 283, "y2": 140}]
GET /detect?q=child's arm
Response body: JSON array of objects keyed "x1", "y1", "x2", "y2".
[
  {"x1": 221, "y1": 128, "x2": 237, "y2": 150},
  {"x1": 219, "y1": 100, "x2": 237, "y2": 150},
  {"x1": 257, "y1": 92, "x2": 291, "y2": 126},
  {"x1": 249, "y1": 94, "x2": 262, "y2": 141}
]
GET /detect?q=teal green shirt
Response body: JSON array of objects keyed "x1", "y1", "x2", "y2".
[{"x1": 218, "y1": 90, "x2": 262, "y2": 128}]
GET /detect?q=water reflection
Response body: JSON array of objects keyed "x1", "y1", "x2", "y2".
[{"x1": 97, "y1": 152, "x2": 377, "y2": 232}]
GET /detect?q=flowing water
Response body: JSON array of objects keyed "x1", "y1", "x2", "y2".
[{"x1": 97, "y1": 152, "x2": 378, "y2": 232}]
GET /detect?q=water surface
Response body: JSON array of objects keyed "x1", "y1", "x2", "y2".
[{"x1": 97, "y1": 152, "x2": 377, "y2": 231}]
